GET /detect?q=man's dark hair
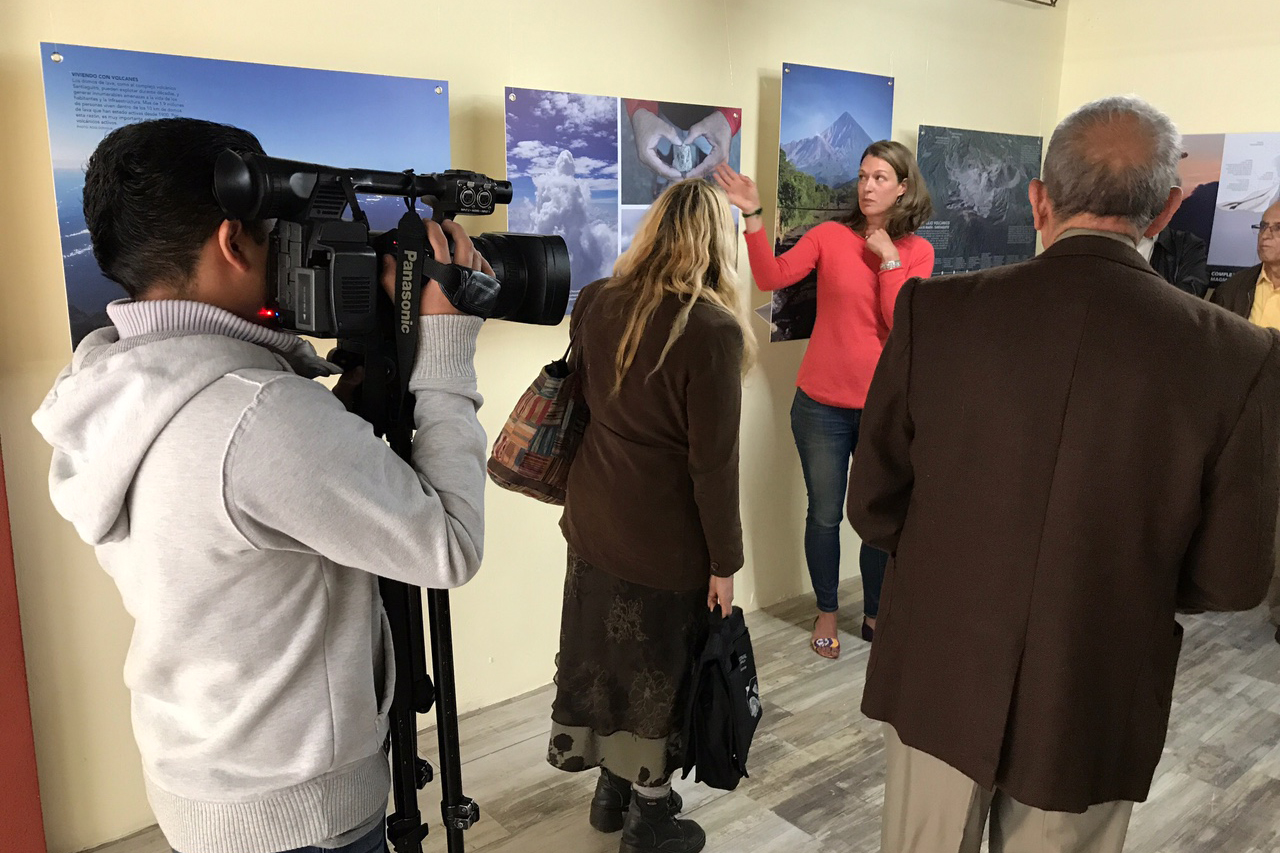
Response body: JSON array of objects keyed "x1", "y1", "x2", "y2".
[{"x1": 83, "y1": 118, "x2": 267, "y2": 299}]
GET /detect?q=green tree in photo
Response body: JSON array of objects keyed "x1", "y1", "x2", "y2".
[{"x1": 777, "y1": 148, "x2": 843, "y2": 233}]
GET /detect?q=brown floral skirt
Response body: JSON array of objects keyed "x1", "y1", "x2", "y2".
[{"x1": 547, "y1": 549, "x2": 708, "y2": 787}]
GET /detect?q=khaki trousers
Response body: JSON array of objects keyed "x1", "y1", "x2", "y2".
[
  {"x1": 1270, "y1": 508, "x2": 1280, "y2": 625},
  {"x1": 881, "y1": 724, "x2": 1133, "y2": 853},
  {"x1": 1269, "y1": 565, "x2": 1280, "y2": 626}
]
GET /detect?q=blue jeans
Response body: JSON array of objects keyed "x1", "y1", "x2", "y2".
[
  {"x1": 790, "y1": 388, "x2": 889, "y2": 616},
  {"x1": 174, "y1": 820, "x2": 387, "y2": 853}
]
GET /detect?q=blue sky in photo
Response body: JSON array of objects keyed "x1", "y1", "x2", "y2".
[
  {"x1": 42, "y1": 43, "x2": 450, "y2": 171},
  {"x1": 505, "y1": 87, "x2": 619, "y2": 198},
  {"x1": 504, "y1": 87, "x2": 620, "y2": 307},
  {"x1": 40, "y1": 43, "x2": 451, "y2": 345},
  {"x1": 779, "y1": 63, "x2": 894, "y2": 143}
]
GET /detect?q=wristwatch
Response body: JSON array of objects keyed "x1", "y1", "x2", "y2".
[{"x1": 879, "y1": 259, "x2": 903, "y2": 272}]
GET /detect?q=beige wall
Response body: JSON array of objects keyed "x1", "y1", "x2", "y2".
[
  {"x1": 0, "y1": 1, "x2": 1067, "y2": 850},
  {"x1": 1059, "y1": 0, "x2": 1280, "y2": 132}
]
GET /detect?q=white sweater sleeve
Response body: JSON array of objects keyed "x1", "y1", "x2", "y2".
[{"x1": 224, "y1": 316, "x2": 486, "y2": 588}]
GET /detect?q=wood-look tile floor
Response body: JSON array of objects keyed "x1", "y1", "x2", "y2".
[{"x1": 90, "y1": 582, "x2": 1280, "y2": 853}]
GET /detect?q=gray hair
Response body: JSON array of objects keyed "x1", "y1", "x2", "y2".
[{"x1": 1042, "y1": 96, "x2": 1182, "y2": 230}]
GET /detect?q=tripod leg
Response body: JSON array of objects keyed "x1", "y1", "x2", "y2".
[
  {"x1": 426, "y1": 588, "x2": 480, "y2": 852},
  {"x1": 382, "y1": 578, "x2": 430, "y2": 853}
]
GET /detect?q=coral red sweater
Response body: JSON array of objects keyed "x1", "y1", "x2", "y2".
[{"x1": 747, "y1": 222, "x2": 934, "y2": 409}]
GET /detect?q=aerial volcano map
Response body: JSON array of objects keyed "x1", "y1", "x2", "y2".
[{"x1": 916, "y1": 125, "x2": 1043, "y2": 275}]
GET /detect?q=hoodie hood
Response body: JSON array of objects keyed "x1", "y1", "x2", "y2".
[{"x1": 32, "y1": 300, "x2": 335, "y2": 546}]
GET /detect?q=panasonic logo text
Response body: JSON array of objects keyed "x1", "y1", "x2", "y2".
[{"x1": 400, "y1": 250, "x2": 417, "y2": 333}]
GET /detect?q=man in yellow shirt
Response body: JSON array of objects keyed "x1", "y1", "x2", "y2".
[{"x1": 1211, "y1": 200, "x2": 1280, "y2": 644}]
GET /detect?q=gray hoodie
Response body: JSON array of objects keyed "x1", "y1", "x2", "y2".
[{"x1": 32, "y1": 300, "x2": 486, "y2": 853}]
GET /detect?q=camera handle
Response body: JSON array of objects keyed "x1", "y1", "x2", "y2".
[{"x1": 336, "y1": 208, "x2": 479, "y2": 853}]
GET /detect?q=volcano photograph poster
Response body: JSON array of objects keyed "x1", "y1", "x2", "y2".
[
  {"x1": 506, "y1": 87, "x2": 742, "y2": 312},
  {"x1": 39, "y1": 43, "x2": 450, "y2": 348},
  {"x1": 915, "y1": 126, "x2": 1042, "y2": 276},
  {"x1": 1168, "y1": 132, "x2": 1280, "y2": 284},
  {"x1": 769, "y1": 63, "x2": 894, "y2": 342}
]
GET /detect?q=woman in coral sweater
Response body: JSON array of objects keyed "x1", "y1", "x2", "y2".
[{"x1": 715, "y1": 141, "x2": 933, "y2": 658}]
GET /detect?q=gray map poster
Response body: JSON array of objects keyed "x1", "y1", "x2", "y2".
[{"x1": 916, "y1": 126, "x2": 1042, "y2": 275}]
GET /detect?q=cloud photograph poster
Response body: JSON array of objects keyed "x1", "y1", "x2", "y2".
[{"x1": 506, "y1": 87, "x2": 741, "y2": 312}]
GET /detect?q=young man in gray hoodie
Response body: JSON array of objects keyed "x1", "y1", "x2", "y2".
[{"x1": 33, "y1": 118, "x2": 489, "y2": 853}]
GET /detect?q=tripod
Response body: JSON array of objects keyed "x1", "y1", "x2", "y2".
[
  {"x1": 332, "y1": 210, "x2": 480, "y2": 853},
  {"x1": 378, "y1": 570, "x2": 479, "y2": 853}
]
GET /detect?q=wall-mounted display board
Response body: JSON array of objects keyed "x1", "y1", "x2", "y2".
[
  {"x1": 915, "y1": 125, "x2": 1042, "y2": 276},
  {"x1": 1169, "y1": 132, "x2": 1280, "y2": 284},
  {"x1": 765, "y1": 63, "x2": 893, "y2": 342},
  {"x1": 40, "y1": 43, "x2": 450, "y2": 345},
  {"x1": 505, "y1": 87, "x2": 742, "y2": 312}
]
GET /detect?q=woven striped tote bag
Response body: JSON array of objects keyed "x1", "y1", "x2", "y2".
[{"x1": 487, "y1": 270, "x2": 606, "y2": 510}]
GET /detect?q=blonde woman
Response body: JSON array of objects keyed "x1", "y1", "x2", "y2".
[{"x1": 548, "y1": 179, "x2": 754, "y2": 853}]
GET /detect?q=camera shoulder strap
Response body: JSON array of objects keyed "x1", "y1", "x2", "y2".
[
  {"x1": 563, "y1": 283, "x2": 600, "y2": 365},
  {"x1": 393, "y1": 210, "x2": 428, "y2": 417}
]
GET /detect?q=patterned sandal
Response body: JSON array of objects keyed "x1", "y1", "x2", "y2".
[{"x1": 811, "y1": 618, "x2": 840, "y2": 660}]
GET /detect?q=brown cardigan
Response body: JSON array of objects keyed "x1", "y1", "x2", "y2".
[
  {"x1": 849, "y1": 235, "x2": 1280, "y2": 813},
  {"x1": 1209, "y1": 263, "x2": 1264, "y2": 319},
  {"x1": 561, "y1": 281, "x2": 744, "y2": 591}
]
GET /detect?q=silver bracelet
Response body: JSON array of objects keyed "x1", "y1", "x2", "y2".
[{"x1": 879, "y1": 259, "x2": 903, "y2": 272}]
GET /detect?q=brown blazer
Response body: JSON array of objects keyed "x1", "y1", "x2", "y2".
[
  {"x1": 561, "y1": 281, "x2": 745, "y2": 591},
  {"x1": 1209, "y1": 263, "x2": 1264, "y2": 319},
  {"x1": 848, "y1": 235, "x2": 1280, "y2": 813}
]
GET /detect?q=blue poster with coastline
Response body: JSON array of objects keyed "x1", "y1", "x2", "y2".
[{"x1": 40, "y1": 43, "x2": 450, "y2": 346}]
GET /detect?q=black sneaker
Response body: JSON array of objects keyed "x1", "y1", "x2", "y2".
[
  {"x1": 590, "y1": 768, "x2": 683, "y2": 833},
  {"x1": 619, "y1": 790, "x2": 705, "y2": 853}
]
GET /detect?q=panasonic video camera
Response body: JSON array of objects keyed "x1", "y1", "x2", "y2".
[{"x1": 212, "y1": 151, "x2": 571, "y2": 337}]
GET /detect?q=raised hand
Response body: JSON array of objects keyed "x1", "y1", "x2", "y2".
[{"x1": 712, "y1": 162, "x2": 761, "y2": 213}]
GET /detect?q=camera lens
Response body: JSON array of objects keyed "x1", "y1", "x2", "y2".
[{"x1": 471, "y1": 233, "x2": 572, "y2": 324}]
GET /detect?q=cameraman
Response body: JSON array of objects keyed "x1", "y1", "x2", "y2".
[{"x1": 32, "y1": 118, "x2": 489, "y2": 853}]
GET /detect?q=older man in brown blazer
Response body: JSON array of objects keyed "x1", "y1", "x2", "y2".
[
  {"x1": 848, "y1": 96, "x2": 1280, "y2": 853},
  {"x1": 1209, "y1": 200, "x2": 1280, "y2": 645}
]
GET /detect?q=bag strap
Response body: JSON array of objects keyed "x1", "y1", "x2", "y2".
[{"x1": 563, "y1": 284, "x2": 602, "y2": 365}]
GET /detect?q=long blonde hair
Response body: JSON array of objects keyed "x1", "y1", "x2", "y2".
[{"x1": 604, "y1": 179, "x2": 757, "y2": 395}]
